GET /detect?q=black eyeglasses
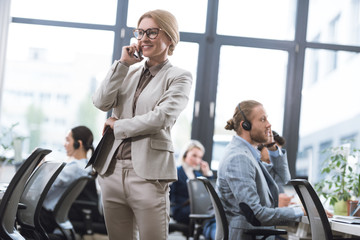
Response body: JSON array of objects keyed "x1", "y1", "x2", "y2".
[{"x1": 133, "y1": 28, "x2": 162, "y2": 40}]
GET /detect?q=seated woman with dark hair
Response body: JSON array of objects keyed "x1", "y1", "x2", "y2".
[{"x1": 40, "y1": 125, "x2": 95, "y2": 233}]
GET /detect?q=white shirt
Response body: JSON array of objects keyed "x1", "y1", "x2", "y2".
[{"x1": 43, "y1": 158, "x2": 91, "y2": 211}]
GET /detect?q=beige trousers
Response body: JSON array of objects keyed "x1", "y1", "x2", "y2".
[{"x1": 98, "y1": 159, "x2": 170, "y2": 240}]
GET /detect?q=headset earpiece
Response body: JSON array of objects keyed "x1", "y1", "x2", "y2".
[
  {"x1": 183, "y1": 150, "x2": 188, "y2": 159},
  {"x1": 241, "y1": 121, "x2": 252, "y2": 131},
  {"x1": 237, "y1": 104, "x2": 252, "y2": 131},
  {"x1": 73, "y1": 141, "x2": 80, "y2": 149}
]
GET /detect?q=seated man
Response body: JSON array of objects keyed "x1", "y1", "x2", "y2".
[{"x1": 217, "y1": 100, "x2": 305, "y2": 239}]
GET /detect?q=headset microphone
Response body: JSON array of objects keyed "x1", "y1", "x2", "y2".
[
  {"x1": 237, "y1": 104, "x2": 252, "y2": 131},
  {"x1": 73, "y1": 141, "x2": 80, "y2": 149}
]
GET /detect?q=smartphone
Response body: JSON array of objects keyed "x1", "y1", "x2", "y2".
[
  {"x1": 126, "y1": 47, "x2": 142, "y2": 59},
  {"x1": 134, "y1": 48, "x2": 143, "y2": 59}
]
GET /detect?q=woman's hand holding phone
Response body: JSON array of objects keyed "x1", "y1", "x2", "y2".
[{"x1": 120, "y1": 43, "x2": 143, "y2": 65}]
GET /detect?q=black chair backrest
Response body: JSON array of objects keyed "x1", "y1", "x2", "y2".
[
  {"x1": 290, "y1": 179, "x2": 333, "y2": 240},
  {"x1": 197, "y1": 176, "x2": 228, "y2": 240},
  {"x1": 187, "y1": 178, "x2": 213, "y2": 215},
  {"x1": 0, "y1": 147, "x2": 52, "y2": 240},
  {"x1": 53, "y1": 175, "x2": 92, "y2": 240},
  {"x1": 17, "y1": 161, "x2": 66, "y2": 239}
]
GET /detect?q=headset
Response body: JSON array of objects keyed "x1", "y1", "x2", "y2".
[
  {"x1": 73, "y1": 141, "x2": 80, "y2": 149},
  {"x1": 237, "y1": 104, "x2": 252, "y2": 131},
  {"x1": 183, "y1": 151, "x2": 188, "y2": 159}
]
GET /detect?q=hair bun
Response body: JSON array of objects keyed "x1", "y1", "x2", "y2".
[{"x1": 225, "y1": 119, "x2": 235, "y2": 130}]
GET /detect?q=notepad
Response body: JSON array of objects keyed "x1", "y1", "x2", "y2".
[
  {"x1": 332, "y1": 215, "x2": 360, "y2": 224},
  {"x1": 350, "y1": 203, "x2": 360, "y2": 216}
]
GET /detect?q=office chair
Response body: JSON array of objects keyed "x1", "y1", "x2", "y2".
[
  {"x1": 197, "y1": 176, "x2": 228, "y2": 240},
  {"x1": 0, "y1": 147, "x2": 52, "y2": 240},
  {"x1": 187, "y1": 178, "x2": 215, "y2": 240},
  {"x1": 52, "y1": 176, "x2": 92, "y2": 240},
  {"x1": 169, "y1": 220, "x2": 190, "y2": 239},
  {"x1": 239, "y1": 202, "x2": 287, "y2": 240},
  {"x1": 69, "y1": 173, "x2": 107, "y2": 237},
  {"x1": 17, "y1": 161, "x2": 66, "y2": 240},
  {"x1": 290, "y1": 179, "x2": 360, "y2": 240},
  {"x1": 169, "y1": 199, "x2": 191, "y2": 239}
]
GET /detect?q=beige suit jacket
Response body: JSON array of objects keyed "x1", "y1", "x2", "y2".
[{"x1": 92, "y1": 60, "x2": 192, "y2": 181}]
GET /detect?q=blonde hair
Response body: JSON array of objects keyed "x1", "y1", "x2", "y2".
[
  {"x1": 180, "y1": 140, "x2": 205, "y2": 162},
  {"x1": 137, "y1": 9, "x2": 179, "y2": 56}
]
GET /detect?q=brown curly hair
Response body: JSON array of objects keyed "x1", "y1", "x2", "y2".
[{"x1": 225, "y1": 100, "x2": 262, "y2": 133}]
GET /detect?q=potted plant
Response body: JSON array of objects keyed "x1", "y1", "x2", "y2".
[
  {"x1": 0, "y1": 123, "x2": 26, "y2": 165},
  {"x1": 315, "y1": 144, "x2": 360, "y2": 216}
]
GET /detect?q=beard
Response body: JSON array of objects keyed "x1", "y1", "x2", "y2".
[{"x1": 250, "y1": 129, "x2": 268, "y2": 144}]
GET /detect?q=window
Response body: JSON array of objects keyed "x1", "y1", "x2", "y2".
[
  {"x1": 217, "y1": 0, "x2": 296, "y2": 40},
  {"x1": 296, "y1": 146, "x2": 313, "y2": 178},
  {"x1": 212, "y1": 46, "x2": 288, "y2": 170},
  {"x1": 127, "y1": 0, "x2": 208, "y2": 33},
  {"x1": 298, "y1": 48, "x2": 360, "y2": 181},
  {"x1": 308, "y1": 0, "x2": 360, "y2": 46},
  {"x1": 10, "y1": 0, "x2": 118, "y2": 25},
  {"x1": 2, "y1": 24, "x2": 112, "y2": 159},
  {"x1": 2, "y1": 0, "x2": 360, "y2": 175},
  {"x1": 168, "y1": 42, "x2": 199, "y2": 159}
]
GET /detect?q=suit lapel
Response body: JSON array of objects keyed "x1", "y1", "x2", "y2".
[
  {"x1": 178, "y1": 166, "x2": 188, "y2": 182},
  {"x1": 244, "y1": 145, "x2": 278, "y2": 207},
  {"x1": 257, "y1": 161, "x2": 279, "y2": 207},
  {"x1": 140, "y1": 61, "x2": 172, "y2": 93},
  {"x1": 247, "y1": 153, "x2": 273, "y2": 199}
]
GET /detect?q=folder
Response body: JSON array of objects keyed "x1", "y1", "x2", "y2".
[{"x1": 86, "y1": 127, "x2": 114, "y2": 169}]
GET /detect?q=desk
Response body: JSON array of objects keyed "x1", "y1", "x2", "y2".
[
  {"x1": 330, "y1": 220, "x2": 360, "y2": 237},
  {"x1": 297, "y1": 216, "x2": 360, "y2": 238}
]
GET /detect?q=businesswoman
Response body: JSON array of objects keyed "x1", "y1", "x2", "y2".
[
  {"x1": 92, "y1": 9, "x2": 192, "y2": 240},
  {"x1": 170, "y1": 140, "x2": 213, "y2": 225},
  {"x1": 170, "y1": 140, "x2": 215, "y2": 239}
]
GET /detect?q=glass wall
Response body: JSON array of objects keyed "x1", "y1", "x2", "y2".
[
  {"x1": 217, "y1": 0, "x2": 296, "y2": 40},
  {"x1": 127, "y1": 0, "x2": 208, "y2": 33},
  {"x1": 297, "y1": 0, "x2": 360, "y2": 182},
  {"x1": 297, "y1": 48, "x2": 360, "y2": 182},
  {"x1": 10, "y1": 0, "x2": 118, "y2": 25},
  {"x1": 307, "y1": 0, "x2": 360, "y2": 45},
  {"x1": 2, "y1": 0, "x2": 360, "y2": 176},
  {"x1": 168, "y1": 42, "x2": 198, "y2": 161},
  {"x1": 212, "y1": 46, "x2": 288, "y2": 169},
  {"x1": 0, "y1": 0, "x2": 200, "y2": 162},
  {"x1": 2, "y1": 24, "x2": 113, "y2": 159}
]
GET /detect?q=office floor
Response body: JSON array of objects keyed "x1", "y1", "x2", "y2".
[{"x1": 80, "y1": 231, "x2": 187, "y2": 240}]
